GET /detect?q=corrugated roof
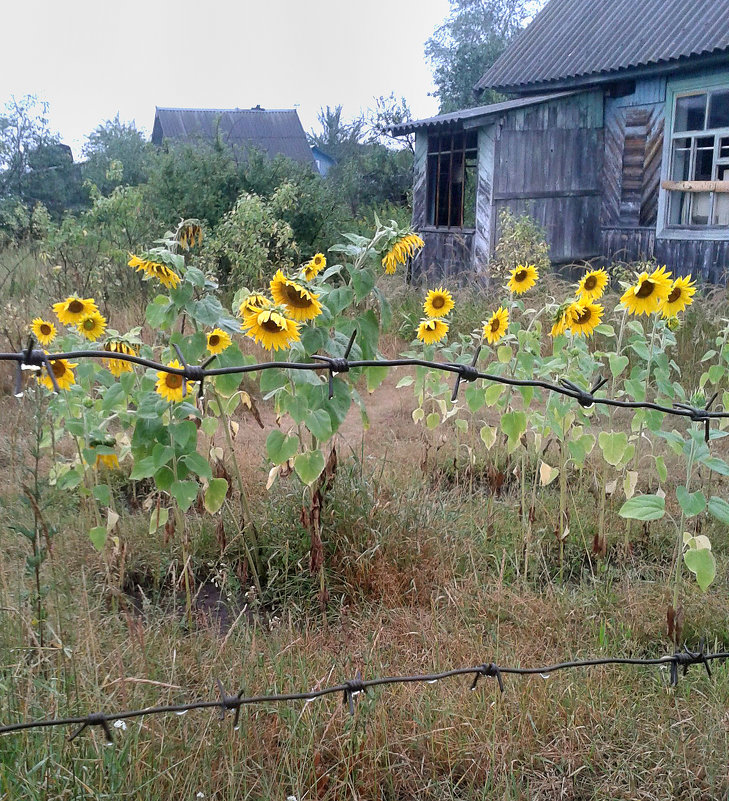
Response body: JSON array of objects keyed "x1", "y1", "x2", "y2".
[
  {"x1": 152, "y1": 107, "x2": 314, "y2": 165},
  {"x1": 476, "y1": 0, "x2": 729, "y2": 94},
  {"x1": 389, "y1": 92, "x2": 575, "y2": 136}
]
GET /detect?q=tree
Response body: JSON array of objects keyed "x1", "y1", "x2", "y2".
[
  {"x1": 307, "y1": 105, "x2": 365, "y2": 162},
  {"x1": 82, "y1": 116, "x2": 151, "y2": 194},
  {"x1": 425, "y1": 0, "x2": 545, "y2": 113}
]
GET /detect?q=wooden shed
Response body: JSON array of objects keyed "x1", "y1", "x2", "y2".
[{"x1": 392, "y1": 0, "x2": 729, "y2": 283}]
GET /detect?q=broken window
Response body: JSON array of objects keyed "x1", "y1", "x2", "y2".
[
  {"x1": 426, "y1": 130, "x2": 478, "y2": 228},
  {"x1": 666, "y1": 89, "x2": 729, "y2": 227}
]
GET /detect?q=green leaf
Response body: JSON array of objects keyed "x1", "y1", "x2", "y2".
[
  {"x1": 180, "y1": 452, "x2": 213, "y2": 481},
  {"x1": 260, "y1": 367, "x2": 288, "y2": 396},
  {"x1": 170, "y1": 480, "x2": 199, "y2": 512},
  {"x1": 608, "y1": 354, "x2": 629, "y2": 378},
  {"x1": 153, "y1": 444, "x2": 175, "y2": 470},
  {"x1": 598, "y1": 431, "x2": 628, "y2": 467},
  {"x1": 92, "y1": 484, "x2": 111, "y2": 508},
  {"x1": 708, "y1": 495, "x2": 729, "y2": 524},
  {"x1": 204, "y1": 479, "x2": 229, "y2": 514},
  {"x1": 479, "y1": 425, "x2": 496, "y2": 450},
  {"x1": 350, "y1": 266, "x2": 376, "y2": 301},
  {"x1": 145, "y1": 295, "x2": 175, "y2": 329},
  {"x1": 101, "y1": 382, "x2": 127, "y2": 411},
  {"x1": 88, "y1": 526, "x2": 107, "y2": 552},
  {"x1": 684, "y1": 548, "x2": 716, "y2": 591},
  {"x1": 655, "y1": 455, "x2": 668, "y2": 483},
  {"x1": 365, "y1": 366, "x2": 388, "y2": 393},
  {"x1": 266, "y1": 430, "x2": 299, "y2": 465},
  {"x1": 500, "y1": 411, "x2": 526, "y2": 452},
  {"x1": 201, "y1": 417, "x2": 219, "y2": 437},
  {"x1": 294, "y1": 450, "x2": 325, "y2": 485},
  {"x1": 190, "y1": 295, "x2": 227, "y2": 327},
  {"x1": 396, "y1": 376, "x2": 414, "y2": 388},
  {"x1": 700, "y1": 456, "x2": 729, "y2": 476},
  {"x1": 465, "y1": 384, "x2": 485, "y2": 413},
  {"x1": 426, "y1": 412, "x2": 440, "y2": 429},
  {"x1": 497, "y1": 345, "x2": 512, "y2": 364},
  {"x1": 618, "y1": 494, "x2": 665, "y2": 521},
  {"x1": 130, "y1": 456, "x2": 157, "y2": 480},
  {"x1": 283, "y1": 393, "x2": 308, "y2": 425},
  {"x1": 154, "y1": 466, "x2": 174, "y2": 491},
  {"x1": 676, "y1": 486, "x2": 706, "y2": 517},
  {"x1": 484, "y1": 384, "x2": 504, "y2": 406},
  {"x1": 211, "y1": 344, "x2": 245, "y2": 396},
  {"x1": 169, "y1": 421, "x2": 197, "y2": 452},
  {"x1": 305, "y1": 408, "x2": 333, "y2": 442},
  {"x1": 149, "y1": 506, "x2": 169, "y2": 535}
]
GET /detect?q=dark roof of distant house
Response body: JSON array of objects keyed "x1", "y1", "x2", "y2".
[
  {"x1": 475, "y1": 0, "x2": 729, "y2": 94},
  {"x1": 151, "y1": 107, "x2": 314, "y2": 165},
  {"x1": 389, "y1": 92, "x2": 576, "y2": 136}
]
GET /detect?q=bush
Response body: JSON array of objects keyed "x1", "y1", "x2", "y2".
[{"x1": 490, "y1": 208, "x2": 550, "y2": 278}]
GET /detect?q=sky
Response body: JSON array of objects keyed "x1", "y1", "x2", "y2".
[{"x1": 1, "y1": 0, "x2": 451, "y2": 159}]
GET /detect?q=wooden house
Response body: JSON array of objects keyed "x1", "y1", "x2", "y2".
[
  {"x1": 392, "y1": 0, "x2": 729, "y2": 282},
  {"x1": 151, "y1": 106, "x2": 315, "y2": 167}
]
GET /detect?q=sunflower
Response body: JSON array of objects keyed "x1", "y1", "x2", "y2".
[
  {"x1": 507, "y1": 264, "x2": 539, "y2": 294},
  {"x1": 77, "y1": 310, "x2": 107, "y2": 341},
  {"x1": 155, "y1": 360, "x2": 192, "y2": 403},
  {"x1": 178, "y1": 221, "x2": 203, "y2": 250},
  {"x1": 270, "y1": 269, "x2": 323, "y2": 321},
  {"x1": 303, "y1": 253, "x2": 326, "y2": 281},
  {"x1": 38, "y1": 357, "x2": 77, "y2": 392},
  {"x1": 238, "y1": 292, "x2": 272, "y2": 321},
  {"x1": 103, "y1": 341, "x2": 136, "y2": 377},
  {"x1": 620, "y1": 265, "x2": 672, "y2": 316},
  {"x1": 416, "y1": 317, "x2": 449, "y2": 345},
  {"x1": 576, "y1": 268, "x2": 609, "y2": 302},
  {"x1": 53, "y1": 296, "x2": 99, "y2": 326},
  {"x1": 566, "y1": 301, "x2": 603, "y2": 337},
  {"x1": 423, "y1": 287, "x2": 455, "y2": 318},
  {"x1": 482, "y1": 307, "x2": 509, "y2": 345},
  {"x1": 382, "y1": 232, "x2": 425, "y2": 274},
  {"x1": 245, "y1": 309, "x2": 300, "y2": 351},
  {"x1": 207, "y1": 328, "x2": 232, "y2": 355},
  {"x1": 31, "y1": 318, "x2": 56, "y2": 346},
  {"x1": 661, "y1": 275, "x2": 696, "y2": 317},
  {"x1": 96, "y1": 452, "x2": 120, "y2": 469},
  {"x1": 145, "y1": 261, "x2": 181, "y2": 290},
  {"x1": 550, "y1": 302, "x2": 580, "y2": 337}
]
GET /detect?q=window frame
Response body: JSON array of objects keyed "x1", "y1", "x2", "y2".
[
  {"x1": 657, "y1": 72, "x2": 729, "y2": 241},
  {"x1": 425, "y1": 129, "x2": 478, "y2": 230}
]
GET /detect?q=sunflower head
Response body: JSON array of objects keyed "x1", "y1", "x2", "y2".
[
  {"x1": 177, "y1": 220, "x2": 203, "y2": 250},
  {"x1": 53, "y1": 296, "x2": 99, "y2": 326},
  {"x1": 661, "y1": 275, "x2": 696, "y2": 318},
  {"x1": 238, "y1": 292, "x2": 272, "y2": 321},
  {"x1": 620, "y1": 266, "x2": 672, "y2": 316},
  {"x1": 77, "y1": 310, "x2": 107, "y2": 341},
  {"x1": 566, "y1": 301, "x2": 603, "y2": 337},
  {"x1": 382, "y1": 232, "x2": 425, "y2": 274},
  {"x1": 155, "y1": 360, "x2": 192, "y2": 403},
  {"x1": 416, "y1": 317, "x2": 448, "y2": 345},
  {"x1": 31, "y1": 318, "x2": 56, "y2": 346},
  {"x1": 482, "y1": 307, "x2": 509, "y2": 345},
  {"x1": 423, "y1": 287, "x2": 455, "y2": 318},
  {"x1": 302, "y1": 253, "x2": 326, "y2": 281},
  {"x1": 576, "y1": 268, "x2": 609, "y2": 302},
  {"x1": 507, "y1": 264, "x2": 539, "y2": 294},
  {"x1": 245, "y1": 309, "x2": 301, "y2": 352},
  {"x1": 38, "y1": 357, "x2": 77, "y2": 392},
  {"x1": 270, "y1": 269, "x2": 323, "y2": 321},
  {"x1": 96, "y1": 452, "x2": 120, "y2": 469},
  {"x1": 207, "y1": 328, "x2": 232, "y2": 355},
  {"x1": 103, "y1": 341, "x2": 136, "y2": 377},
  {"x1": 550, "y1": 301, "x2": 579, "y2": 337}
]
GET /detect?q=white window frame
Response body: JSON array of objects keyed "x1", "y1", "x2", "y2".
[{"x1": 657, "y1": 72, "x2": 729, "y2": 241}]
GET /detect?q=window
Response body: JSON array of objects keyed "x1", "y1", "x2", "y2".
[
  {"x1": 666, "y1": 88, "x2": 729, "y2": 227},
  {"x1": 426, "y1": 130, "x2": 478, "y2": 228}
]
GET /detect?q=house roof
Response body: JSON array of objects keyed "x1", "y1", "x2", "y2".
[
  {"x1": 389, "y1": 91, "x2": 576, "y2": 136},
  {"x1": 475, "y1": 0, "x2": 729, "y2": 94},
  {"x1": 152, "y1": 107, "x2": 314, "y2": 165}
]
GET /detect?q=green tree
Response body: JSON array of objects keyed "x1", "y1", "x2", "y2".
[
  {"x1": 425, "y1": 0, "x2": 544, "y2": 113},
  {"x1": 82, "y1": 116, "x2": 151, "y2": 194}
]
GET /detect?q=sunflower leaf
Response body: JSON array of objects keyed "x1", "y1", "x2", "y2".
[
  {"x1": 294, "y1": 450, "x2": 325, "y2": 485},
  {"x1": 684, "y1": 547, "x2": 716, "y2": 591},
  {"x1": 267, "y1": 430, "x2": 299, "y2": 465},
  {"x1": 676, "y1": 486, "x2": 706, "y2": 517},
  {"x1": 618, "y1": 494, "x2": 665, "y2": 521},
  {"x1": 170, "y1": 480, "x2": 199, "y2": 512},
  {"x1": 204, "y1": 479, "x2": 228, "y2": 515},
  {"x1": 88, "y1": 526, "x2": 107, "y2": 552}
]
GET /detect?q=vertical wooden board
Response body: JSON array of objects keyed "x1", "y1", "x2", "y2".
[
  {"x1": 640, "y1": 107, "x2": 664, "y2": 227},
  {"x1": 474, "y1": 125, "x2": 496, "y2": 275},
  {"x1": 412, "y1": 133, "x2": 427, "y2": 230},
  {"x1": 601, "y1": 99, "x2": 623, "y2": 226}
]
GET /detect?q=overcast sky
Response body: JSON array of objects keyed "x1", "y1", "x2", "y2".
[{"x1": 1, "y1": 0, "x2": 451, "y2": 159}]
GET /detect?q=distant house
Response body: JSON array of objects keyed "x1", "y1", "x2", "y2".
[
  {"x1": 151, "y1": 106, "x2": 315, "y2": 167},
  {"x1": 392, "y1": 0, "x2": 729, "y2": 282},
  {"x1": 311, "y1": 145, "x2": 336, "y2": 176}
]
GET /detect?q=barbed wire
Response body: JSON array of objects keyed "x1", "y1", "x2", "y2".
[
  {"x1": 0, "y1": 646, "x2": 725, "y2": 741},
  {"x1": 0, "y1": 331, "x2": 725, "y2": 437}
]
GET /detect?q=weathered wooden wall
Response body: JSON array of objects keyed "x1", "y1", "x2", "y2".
[
  {"x1": 492, "y1": 91, "x2": 604, "y2": 263},
  {"x1": 413, "y1": 230, "x2": 475, "y2": 284}
]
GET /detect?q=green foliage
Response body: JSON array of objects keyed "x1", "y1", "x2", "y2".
[
  {"x1": 82, "y1": 115, "x2": 152, "y2": 194},
  {"x1": 491, "y1": 208, "x2": 551, "y2": 278}
]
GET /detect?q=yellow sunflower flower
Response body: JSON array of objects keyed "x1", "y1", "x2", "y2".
[
  {"x1": 77, "y1": 310, "x2": 107, "y2": 341},
  {"x1": 38, "y1": 357, "x2": 77, "y2": 392},
  {"x1": 146, "y1": 262, "x2": 181, "y2": 290},
  {"x1": 576, "y1": 268, "x2": 609, "y2": 302},
  {"x1": 245, "y1": 309, "x2": 301, "y2": 351},
  {"x1": 270, "y1": 269, "x2": 323, "y2": 321},
  {"x1": 53, "y1": 296, "x2": 99, "y2": 326},
  {"x1": 423, "y1": 287, "x2": 455, "y2": 318},
  {"x1": 303, "y1": 253, "x2": 326, "y2": 281},
  {"x1": 661, "y1": 275, "x2": 696, "y2": 317},
  {"x1": 550, "y1": 302, "x2": 580, "y2": 337},
  {"x1": 620, "y1": 265, "x2": 672, "y2": 316},
  {"x1": 207, "y1": 328, "x2": 232, "y2": 355},
  {"x1": 566, "y1": 301, "x2": 603, "y2": 337},
  {"x1": 416, "y1": 317, "x2": 449, "y2": 345},
  {"x1": 507, "y1": 264, "x2": 539, "y2": 294},
  {"x1": 238, "y1": 293, "x2": 272, "y2": 321},
  {"x1": 155, "y1": 360, "x2": 192, "y2": 403},
  {"x1": 96, "y1": 453, "x2": 120, "y2": 469},
  {"x1": 482, "y1": 307, "x2": 509, "y2": 345},
  {"x1": 178, "y1": 221, "x2": 203, "y2": 250},
  {"x1": 31, "y1": 318, "x2": 56, "y2": 346},
  {"x1": 103, "y1": 341, "x2": 136, "y2": 376},
  {"x1": 382, "y1": 232, "x2": 425, "y2": 274}
]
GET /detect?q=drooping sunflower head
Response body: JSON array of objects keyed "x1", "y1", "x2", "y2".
[
  {"x1": 155, "y1": 360, "x2": 191, "y2": 403},
  {"x1": 550, "y1": 301, "x2": 580, "y2": 337},
  {"x1": 382, "y1": 232, "x2": 425, "y2": 274},
  {"x1": 96, "y1": 452, "x2": 120, "y2": 469},
  {"x1": 576, "y1": 268, "x2": 609, "y2": 302},
  {"x1": 482, "y1": 307, "x2": 509, "y2": 345},
  {"x1": 620, "y1": 265, "x2": 672, "y2": 316},
  {"x1": 103, "y1": 341, "x2": 136, "y2": 377},
  {"x1": 207, "y1": 328, "x2": 232, "y2": 355},
  {"x1": 270, "y1": 269, "x2": 323, "y2": 322},
  {"x1": 661, "y1": 275, "x2": 696, "y2": 317},
  {"x1": 238, "y1": 292, "x2": 272, "y2": 323},
  {"x1": 302, "y1": 253, "x2": 326, "y2": 281},
  {"x1": 566, "y1": 301, "x2": 603, "y2": 337},
  {"x1": 416, "y1": 317, "x2": 449, "y2": 345},
  {"x1": 77, "y1": 310, "x2": 107, "y2": 341},
  {"x1": 53, "y1": 296, "x2": 99, "y2": 326},
  {"x1": 177, "y1": 220, "x2": 203, "y2": 250},
  {"x1": 423, "y1": 287, "x2": 455, "y2": 319},
  {"x1": 146, "y1": 261, "x2": 181, "y2": 290},
  {"x1": 38, "y1": 357, "x2": 77, "y2": 392},
  {"x1": 31, "y1": 318, "x2": 56, "y2": 346},
  {"x1": 507, "y1": 264, "x2": 539, "y2": 294},
  {"x1": 245, "y1": 309, "x2": 301, "y2": 352}
]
